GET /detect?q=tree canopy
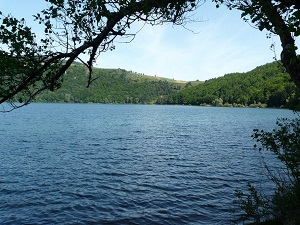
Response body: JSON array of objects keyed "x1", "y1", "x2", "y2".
[{"x1": 0, "y1": 0, "x2": 199, "y2": 111}]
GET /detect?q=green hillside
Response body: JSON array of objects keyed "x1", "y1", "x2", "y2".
[
  {"x1": 35, "y1": 64, "x2": 187, "y2": 104},
  {"x1": 161, "y1": 61, "x2": 299, "y2": 108},
  {"x1": 34, "y1": 61, "x2": 299, "y2": 109}
]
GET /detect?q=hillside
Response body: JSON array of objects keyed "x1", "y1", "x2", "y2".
[
  {"x1": 34, "y1": 64, "x2": 190, "y2": 104},
  {"x1": 33, "y1": 61, "x2": 299, "y2": 109},
  {"x1": 161, "y1": 61, "x2": 299, "y2": 108}
]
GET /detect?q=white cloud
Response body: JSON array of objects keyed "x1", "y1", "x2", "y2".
[
  {"x1": 97, "y1": 5, "x2": 282, "y2": 81},
  {"x1": 0, "y1": 0, "x2": 299, "y2": 80},
  {"x1": 1, "y1": 0, "x2": 288, "y2": 81}
]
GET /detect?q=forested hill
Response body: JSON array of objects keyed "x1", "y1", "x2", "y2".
[
  {"x1": 160, "y1": 61, "x2": 299, "y2": 108},
  {"x1": 34, "y1": 61, "x2": 299, "y2": 109},
  {"x1": 34, "y1": 64, "x2": 195, "y2": 104}
]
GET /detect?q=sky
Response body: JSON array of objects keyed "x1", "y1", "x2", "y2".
[{"x1": 1, "y1": 0, "x2": 298, "y2": 81}]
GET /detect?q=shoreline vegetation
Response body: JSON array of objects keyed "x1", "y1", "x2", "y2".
[
  {"x1": 15, "y1": 60, "x2": 299, "y2": 111},
  {"x1": 31, "y1": 101, "x2": 271, "y2": 109}
]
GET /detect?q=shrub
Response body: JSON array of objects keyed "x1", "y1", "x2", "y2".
[{"x1": 234, "y1": 117, "x2": 300, "y2": 224}]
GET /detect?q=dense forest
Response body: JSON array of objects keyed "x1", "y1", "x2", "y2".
[
  {"x1": 33, "y1": 61, "x2": 299, "y2": 109},
  {"x1": 160, "y1": 61, "x2": 299, "y2": 109}
]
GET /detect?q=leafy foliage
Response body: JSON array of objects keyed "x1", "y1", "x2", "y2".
[
  {"x1": 214, "y1": 0, "x2": 300, "y2": 35},
  {"x1": 234, "y1": 118, "x2": 300, "y2": 224},
  {"x1": 234, "y1": 183, "x2": 272, "y2": 224}
]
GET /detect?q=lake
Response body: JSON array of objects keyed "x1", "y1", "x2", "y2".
[{"x1": 0, "y1": 103, "x2": 297, "y2": 224}]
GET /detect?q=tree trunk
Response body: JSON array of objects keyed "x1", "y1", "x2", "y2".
[
  {"x1": 280, "y1": 35, "x2": 300, "y2": 89},
  {"x1": 264, "y1": 0, "x2": 300, "y2": 89}
]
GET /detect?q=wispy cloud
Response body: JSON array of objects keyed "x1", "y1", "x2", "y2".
[
  {"x1": 98, "y1": 4, "x2": 281, "y2": 81},
  {"x1": 0, "y1": 0, "x2": 285, "y2": 81}
]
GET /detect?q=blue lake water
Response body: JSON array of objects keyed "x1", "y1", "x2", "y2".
[{"x1": 0, "y1": 103, "x2": 297, "y2": 224}]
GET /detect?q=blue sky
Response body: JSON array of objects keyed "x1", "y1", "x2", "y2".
[{"x1": 1, "y1": 0, "x2": 298, "y2": 81}]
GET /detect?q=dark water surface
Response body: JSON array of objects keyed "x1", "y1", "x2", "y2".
[{"x1": 0, "y1": 104, "x2": 297, "y2": 224}]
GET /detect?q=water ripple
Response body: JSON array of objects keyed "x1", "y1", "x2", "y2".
[{"x1": 0, "y1": 104, "x2": 296, "y2": 224}]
